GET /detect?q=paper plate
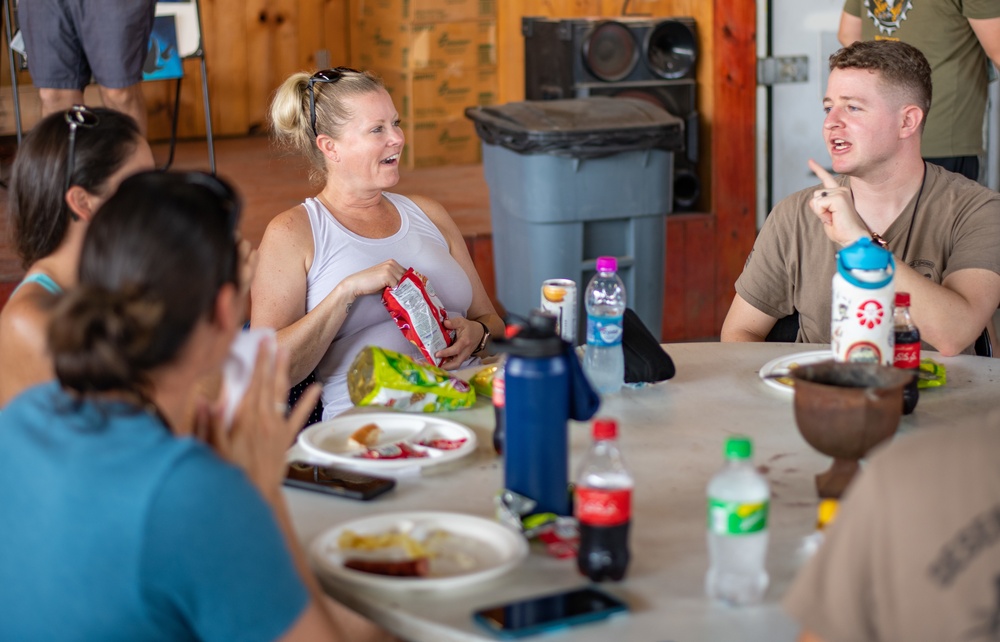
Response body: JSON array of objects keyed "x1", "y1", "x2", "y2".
[
  {"x1": 295, "y1": 413, "x2": 477, "y2": 471},
  {"x1": 758, "y1": 350, "x2": 834, "y2": 393},
  {"x1": 310, "y1": 511, "x2": 528, "y2": 591}
]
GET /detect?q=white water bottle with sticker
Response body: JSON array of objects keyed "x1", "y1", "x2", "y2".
[
  {"x1": 706, "y1": 435, "x2": 770, "y2": 606},
  {"x1": 831, "y1": 237, "x2": 895, "y2": 364},
  {"x1": 583, "y1": 256, "x2": 626, "y2": 394}
]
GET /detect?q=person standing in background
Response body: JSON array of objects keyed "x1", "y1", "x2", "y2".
[
  {"x1": 18, "y1": 0, "x2": 156, "y2": 136},
  {"x1": 839, "y1": 0, "x2": 1000, "y2": 182}
]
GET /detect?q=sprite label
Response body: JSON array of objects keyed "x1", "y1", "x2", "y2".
[{"x1": 707, "y1": 498, "x2": 769, "y2": 535}]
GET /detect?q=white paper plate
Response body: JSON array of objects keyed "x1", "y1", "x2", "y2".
[
  {"x1": 758, "y1": 350, "x2": 834, "y2": 393},
  {"x1": 310, "y1": 511, "x2": 529, "y2": 591},
  {"x1": 296, "y1": 413, "x2": 477, "y2": 471}
]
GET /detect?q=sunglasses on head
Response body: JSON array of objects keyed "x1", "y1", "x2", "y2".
[
  {"x1": 308, "y1": 67, "x2": 359, "y2": 137},
  {"x1": 64, "y1": 105, "x2": 100, "y2": 194},
  {"x1": 180, "y1": 171, "x2": 241, "y2": 235}
]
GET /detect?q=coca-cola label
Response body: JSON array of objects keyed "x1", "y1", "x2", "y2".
[
  {"x1": 707, "y1": 498, "x2": 769, "y2": 535},
  {"x1": 575, "y1": 488, "x2": 631, "y2": 526},
  {"x1": 492, "y1": 375, "x2": 505, "y2": 407},
  {"x1": 893, "y1": 342, "x2": 920, "y2": 369}
]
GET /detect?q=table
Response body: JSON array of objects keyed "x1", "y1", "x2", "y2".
[{"x1": 286, "y1": 342, "x2": 1000, "y2": 642}]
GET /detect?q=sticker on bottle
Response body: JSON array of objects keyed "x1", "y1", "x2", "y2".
[
  {"x1": 576, "y1": 488, "x2": 631, "y2": 526},
  {"x1": 586, "y1": 315, "x2": 623, "y2": 347},
  {"x1": 707, "y1": 498, "x2": 769, "y2": 535}
]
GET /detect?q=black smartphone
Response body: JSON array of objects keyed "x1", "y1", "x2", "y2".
[
  {"x1": 283, "y1": 462, "x2": 396, "y2": 501},
  {"x1": 472, "y1": 587, "x2": 628, "y2": 639}
]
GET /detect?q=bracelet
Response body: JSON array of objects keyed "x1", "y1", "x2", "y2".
[{"x1": 472, "y1": 319, "x2": 491, "y2": 355}]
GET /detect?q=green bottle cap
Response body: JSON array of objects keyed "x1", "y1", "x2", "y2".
[{"x1": 724, "y1": 436, "x2": 752, "y2": 460}]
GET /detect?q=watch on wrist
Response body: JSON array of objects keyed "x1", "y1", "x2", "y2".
[{"x1": 472, "y1": 320, "x2": 491, "y2": 355}]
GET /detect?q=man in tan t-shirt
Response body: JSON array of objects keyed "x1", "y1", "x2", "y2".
[
  {"x1": 784, "y1": 415, "x2": 1000, "y2": 642},
  {"x1": 721, "y1": 40, "x2": 1000, "y2": 356}
]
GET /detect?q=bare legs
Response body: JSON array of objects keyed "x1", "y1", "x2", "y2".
[{"x1": 39, "y1": 84, "x2": 148, "y2": 138}]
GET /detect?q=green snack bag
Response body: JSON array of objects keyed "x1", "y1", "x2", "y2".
[
  {"x1": 469, "y1": 364, "x2": 497, "y2": 398},
  {"x1": 347, "y1": 346, "x2": 476, "y2": 412},
  {"x1": 917, "y1": 358, "x2": 946, "y2": 389}
]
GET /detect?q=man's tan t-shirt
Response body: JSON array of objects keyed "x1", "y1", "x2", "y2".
[
  {"x1": 784, "y1": 418, "x2": 1000, "y2": 641},
  {"x1": 735, "y1": 163, "x2": 1000, "y2": 348}
]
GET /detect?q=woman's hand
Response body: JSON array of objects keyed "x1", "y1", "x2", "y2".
[
  {"x1": 196, "y1": 335, "x2": 321, "y2": 501},
  {"x1": 337, "y1": 259, "x2": 407, "y2": 305},
  {"x1": 435, "y1": 316, "x2": 484, "y2": 370}
]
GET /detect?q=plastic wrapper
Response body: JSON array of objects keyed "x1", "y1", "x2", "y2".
[
  {"x1": 917, "y1": 358, "x2": 946, "y2": 389},
  {"x1": 469, "y1": 364, "x2": 497, "y2": 397},
  {"x1": 382, "y1": 268, "x2": 453, "y2": 367},
  {"x1": 347, "y1": 346, "x2": 476, "y2": 412}
]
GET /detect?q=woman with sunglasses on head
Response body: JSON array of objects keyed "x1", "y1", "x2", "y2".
[
  {"x1": 0, "y1": 106, "x2": 154, "y2": 407},
  {"x1": 253, "y1": 68, "x2": 504, "y2": 419},
  {"x1": 0, "y1": 171, "x2": 390, "y2": 642}
]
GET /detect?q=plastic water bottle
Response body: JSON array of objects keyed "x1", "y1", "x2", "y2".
[
  {"x1": 575, "y1": 418, "x2": 633, "y2": 582},
  {"x1": 705, "y1": 435, "x2": 770, "y2": 606},
  {"x1": 583, "y1": 256, "x2": 626, "y2": 394}
]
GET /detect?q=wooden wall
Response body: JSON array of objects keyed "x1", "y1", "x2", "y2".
[{"x1": 0, "y1": 0, "x2": 756, "y2": 341}]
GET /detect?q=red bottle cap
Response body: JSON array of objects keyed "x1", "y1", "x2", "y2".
[
  {"x1": 895, "y1": 292, "x2": 910, "y2": 307},
  {"x1": 592, "y1": 418, "x2": 618, "y2": 441}
]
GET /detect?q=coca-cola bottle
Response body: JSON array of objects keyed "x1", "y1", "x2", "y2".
[
  {"x1": 575, "y1": 418, "x2": 632, "y2": 581},
  {"x1": 492, "y1": 357, "x2": 505, "y2": 455},
  {"x1": 893, "y1": 292, "x2": 920, "y2": 414}
]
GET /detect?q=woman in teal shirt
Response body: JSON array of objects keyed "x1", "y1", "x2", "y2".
[
  {"x1": 0, "y1": 171, "x2": 388, "y2": 641},
  {"x1": 0, "y1": 106, "x2": 154, "y2": 406}
]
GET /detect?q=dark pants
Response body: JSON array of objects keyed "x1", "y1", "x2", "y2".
[{"x1": 925, "y1": 155, "x2": 979, "y2": 182}]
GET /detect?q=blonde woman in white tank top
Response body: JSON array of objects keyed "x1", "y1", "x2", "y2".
[{"x1": 252, "y1": 68, "x2": 504, "y2": 419}]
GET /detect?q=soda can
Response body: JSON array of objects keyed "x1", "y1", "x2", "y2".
[{"x1": 540, "y1": 279, "x2": 577, "y2": 345}]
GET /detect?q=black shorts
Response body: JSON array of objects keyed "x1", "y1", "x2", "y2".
[{"x1": 18, "y1": 0, "x2": 156, "y2": 90}]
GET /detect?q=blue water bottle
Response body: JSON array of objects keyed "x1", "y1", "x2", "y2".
[{"x1": 497, "y1": 310, "x2": 599, "y2": 516}]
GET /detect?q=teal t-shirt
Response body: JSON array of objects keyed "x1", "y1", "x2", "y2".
[{"x1": 0, "y1": 383, "x2": 309, "y2": 641}]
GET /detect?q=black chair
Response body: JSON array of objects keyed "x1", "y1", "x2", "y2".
[
  {"x1": 288, "y1": 371, "x2": 324, "y2": 431},
  {"x1": 765, "y1": 310, "x2": 993, "y2": 357}
]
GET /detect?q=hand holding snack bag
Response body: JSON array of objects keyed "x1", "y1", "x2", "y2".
[{"x1": 382, "y1": 268, "x2": 454, "y2": 367}]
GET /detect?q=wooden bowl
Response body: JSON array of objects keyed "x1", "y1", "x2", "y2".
[{"x1": 790, "y1": 360, "x2": 913, "y2": 498}]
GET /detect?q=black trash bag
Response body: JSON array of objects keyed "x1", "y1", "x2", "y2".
[{"x1": 623, "y1": 308, "x2": 675, "y2": 383}]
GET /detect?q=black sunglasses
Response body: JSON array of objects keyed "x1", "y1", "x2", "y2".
[
  {"x1": 63, "y1": 105, "x2": 100, "y2": 194},
  {"x1": 180, "y1": 170, "x2": 241, "y2": 235},
  {"x1": 307, "y1": 67, "x2": 359, "y2": 137}
]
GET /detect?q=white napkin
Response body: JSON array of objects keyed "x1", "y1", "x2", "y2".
[{"x1": 222, "y1": 327, "x2": 276, "y2": 428}]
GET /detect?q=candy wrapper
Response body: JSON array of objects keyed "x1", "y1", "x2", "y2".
[
  {"x1": 917, "y1": 358, "x2": 946, "y2": 389},
  {"x1": 347, "y1": 345, "x2": 475, "y2": 412},
  {"x1": 469, "y1": 364, "x2": 497, "y2": 398},
  {"x1": 383, "y1": 268, "x2": 453, "y2": 367}
]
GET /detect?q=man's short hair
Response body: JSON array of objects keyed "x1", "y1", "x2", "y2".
[{"x1": 829, "y1": 40, "x2": 932, "y2": 123}]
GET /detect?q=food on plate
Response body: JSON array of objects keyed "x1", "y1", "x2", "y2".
[
  {"x1": 347, "y1": 423, "x2": 382, "y2": 450},
  {"x1": 337, "y1": 528, "x2": 452, "y2": 577},
  {"x1": 347, "y1": 345, "x2": 476, "y2": 412},
  {"x1": 382, "y1": 267, "x2": 453, "y2": 367},
  {"x1": 416, "y1": 437, "x2": 468, "y2": 450},
  {"x1": 354, "y1": 442, "x2": 429, "y2": 460}
]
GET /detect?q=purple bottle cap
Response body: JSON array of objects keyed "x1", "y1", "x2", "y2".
[{"x1": 596, "y1": 256, "x2": 617, "y2": 273}]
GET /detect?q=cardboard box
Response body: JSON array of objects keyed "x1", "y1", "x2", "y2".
[
  {"x1": 402, "y1": 116, "x2": 481, "y2": 168},
  {"x1": 352, "y1": 20, "x2": 496, "y2": 70},
  {"x1": 354, "y1": 0, "x2": 496, "y2": 24},
  {"x1": 379, "y1": 66, "x2": 497, "y2": 120}
]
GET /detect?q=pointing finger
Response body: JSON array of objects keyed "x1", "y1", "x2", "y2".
[{"x1": 808, "y1": 159, "x2": 839, "y2": 189}]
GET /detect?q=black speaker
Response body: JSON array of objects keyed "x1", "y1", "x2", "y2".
[{"x1": 523, "y1": 16, "x2": 701, "y2": 211}]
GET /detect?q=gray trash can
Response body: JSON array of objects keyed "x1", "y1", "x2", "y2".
[{"x1": 465, "y1": 97, "x2": 684, "y2": 343}]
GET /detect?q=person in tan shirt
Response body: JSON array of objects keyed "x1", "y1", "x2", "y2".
[{"x1": 721, "y1": 40, "x2": 1000, "y2": 356}]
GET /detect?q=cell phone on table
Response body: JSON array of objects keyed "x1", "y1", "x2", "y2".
[
  {"x1": 472, "y1": 587, "x2": 629, "y2": 639},
  {"x1": 283, "y1": 462, "x2": 395, "y2": 501}
]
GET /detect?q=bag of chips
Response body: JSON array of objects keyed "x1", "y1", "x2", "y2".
[
  {"x1": 382, "y1": 268, "x2": 453, "y2": 367},
  {"x1": 347, "y1": 346, "x2": 476, "y2": 412}
]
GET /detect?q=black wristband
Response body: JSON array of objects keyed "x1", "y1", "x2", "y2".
[{"x1": 472, "y1": 319, "x2": 490, "y2": 355}]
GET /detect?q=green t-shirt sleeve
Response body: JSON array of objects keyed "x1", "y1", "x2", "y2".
[
  {"x1": 842, "y1": 0, "x2": 862, "y2": 19},
  {"x1": 964, "y1": 0, "x2": 1000, "y2": 20}
]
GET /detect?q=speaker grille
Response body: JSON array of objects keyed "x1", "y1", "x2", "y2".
[{"x1": 582, "y1": 21, "x2": 639, "y2": 82}]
